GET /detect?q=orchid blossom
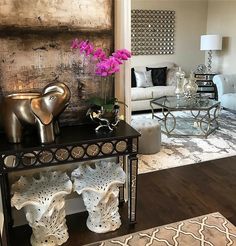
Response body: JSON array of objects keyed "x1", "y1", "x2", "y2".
[
  {"x1": 95, "y1": 57, "x2": 120, "y2": 77},
  {"x1": 71, "y1": 38, "x2": 80, "y2": 49},
  {"x1": 79, "y1": 40, "x2": 94, "y2": 56},
  {"x1": 93, "y1": 48, "x2": 107, "y2": 61},
  {"x1": 71, "y1": 39, "x2": 131, "y2": 77},
  {"x1": 112, "y1": 49, "x2": 131, "y2": 61}
]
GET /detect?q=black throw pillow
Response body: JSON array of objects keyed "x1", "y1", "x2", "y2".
[
  {"x1": 146, "y1": 67, "x2": 167, "y2": 86},
  {"x1": 131, "y1": 68, "x2": 137, "y2": 87}
]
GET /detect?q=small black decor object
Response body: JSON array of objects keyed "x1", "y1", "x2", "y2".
[{"x1": 87, "y1": 98, "x2": 120, "y2": 132}]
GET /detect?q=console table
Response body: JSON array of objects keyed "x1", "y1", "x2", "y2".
[{"x1": 0, "y1": 121, "x2": 140, "y2": 246}]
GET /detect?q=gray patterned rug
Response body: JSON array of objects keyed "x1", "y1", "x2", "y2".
[
  {"x1": 132, "y1": 110, "x2": 236, "y2": 174},
  {"x1": 87, "y1": 212, "x2": 236, "y2": 246}
]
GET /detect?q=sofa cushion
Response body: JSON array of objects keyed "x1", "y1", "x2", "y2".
[
  {"x1": 134, "y1": 70, "x2": 153, "y2": 88},
  {"x1": 131, "y1": 86, "x2": 176, "y2": 101},
  {"x1": 221, "y1": 93, "x2": 236, "y2": 110},
  {"x1": 152, "y1": 86, "x2": 176, "y2": 98},
  {"x1": 131, "y1": 99, "x2": 160, "y2": 111},
  {"x1": 131, "y1": 87, "x2": 154, "y2": 101},
  {"x1": 213, "y1": 74, "x2": 236, "y2": 101},
  {"x1": 146, "y1": 67, "x2": 167, "y2": 86}
]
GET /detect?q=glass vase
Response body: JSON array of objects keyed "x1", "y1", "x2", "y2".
[
  {"x1": 184, "y1": 73, "x2": 198, "y2": 99},
  {"x1": 175, "y1": 67, "x2": 185, "y2": 98},
  {"x1": 88, "y1": 76, "x2": 120, "y2": 132},
  {"x1": 100, "y1": 76, "x2": 114, "y2": 104},
  {"x1": 81, "y1": 54, "x2": 97, "y2": 76}
]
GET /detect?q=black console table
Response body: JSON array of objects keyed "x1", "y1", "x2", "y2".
[{"x1": 0, "y1": 121, "x2": 140, "y2": 246}]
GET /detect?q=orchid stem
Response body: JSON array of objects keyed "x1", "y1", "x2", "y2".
[{"x1": 104, "y1": 77, "x2": 107, "y2": 105}]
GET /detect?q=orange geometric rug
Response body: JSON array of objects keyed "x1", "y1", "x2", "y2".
[{"x1": 87, "y1": 212, "x2": 236, "y2": 246}]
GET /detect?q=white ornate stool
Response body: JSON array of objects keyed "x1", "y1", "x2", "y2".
[
  {"x1": 11, "y1": 171, "x2": 72, "y2": 246},
  {"x1": 72, "y1": 161, "x2": 126, "y2": 233}
]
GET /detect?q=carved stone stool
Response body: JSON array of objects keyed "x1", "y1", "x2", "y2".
[
  {"x1": 72, "y1": 161, "x2": 126, "y2": 233},
  {"x1": 11, "y1": 171, "x2": 72, "y2": 246}
]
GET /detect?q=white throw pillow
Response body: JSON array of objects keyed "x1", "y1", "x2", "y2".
[{"x1": 134, "y1": 70, "x2": 153, "y2": 88}]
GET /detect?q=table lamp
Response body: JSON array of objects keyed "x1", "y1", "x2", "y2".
[{"x1": 200, "y1": 34, "x2": 222, "y2": 73}]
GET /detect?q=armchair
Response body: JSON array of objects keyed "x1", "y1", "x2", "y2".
[{"x1": 213, "y1": 74, "x2": 236, "y2": 111}]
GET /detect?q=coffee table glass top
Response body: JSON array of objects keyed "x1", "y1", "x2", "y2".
[
  {"x1": 150, "y1": 96, "x2": 221, "y2": 138},
  {"x1": 151, "y1": 96, "x2": 220, "y2": 110}
]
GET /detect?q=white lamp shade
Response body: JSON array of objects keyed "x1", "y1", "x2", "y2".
[{"x1": 200, "y1": 35, "x2": 222, "y2": 51}]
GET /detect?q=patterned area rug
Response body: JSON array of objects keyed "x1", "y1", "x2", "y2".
[
  {"x1": 132, "y1": 110, "x2": 236, "y2": 174},
  {"x1": 87, "y1": 212, "x2": 236, "y2": 246}
]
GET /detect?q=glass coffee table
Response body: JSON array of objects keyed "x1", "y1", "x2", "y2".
[{"x1": 150, "y1": 96, "x2": 221, "y2": 138}]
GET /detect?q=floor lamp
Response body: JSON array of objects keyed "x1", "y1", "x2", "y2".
[{"x1": 200, "y1": 34, "x2": 222, "y2": 73}]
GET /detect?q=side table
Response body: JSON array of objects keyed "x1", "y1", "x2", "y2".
[{"x1": 194, "y1": 73, "x2": 218, "y2": 100}]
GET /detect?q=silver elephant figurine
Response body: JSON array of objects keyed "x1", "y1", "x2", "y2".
[{"x1": 0, "y1": 82, "x2": 71, "y2": 144}]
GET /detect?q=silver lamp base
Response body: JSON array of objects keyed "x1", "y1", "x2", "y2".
[{"x1": 207, "y1": 50, "x2": 213, "y2": 73}]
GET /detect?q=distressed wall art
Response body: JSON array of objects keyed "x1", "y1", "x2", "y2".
[
  {"x1": 131, "y1": 10, "x2": 175, "y2": 55},
  {"x1": 0, "y1": 0, "x2": 114, "y2": 125},
  {"x1": 0, "y1": 0, "x2": 112, "y2": 31}
]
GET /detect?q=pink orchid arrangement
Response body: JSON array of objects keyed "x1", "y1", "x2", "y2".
[{"x1": 71, "y1": 39, "x2": 131, "y2": 77}]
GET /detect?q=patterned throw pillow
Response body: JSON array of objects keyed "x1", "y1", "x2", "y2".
[
  {"x1": 146, "y1": 67, "x2": 167, "y2": 86},
  {"x1": 166, "y1": 66, "x2": 179, "y2": 86},
  {"x1": 134, "y1": 70, "x2": 153, "y2": 88}
]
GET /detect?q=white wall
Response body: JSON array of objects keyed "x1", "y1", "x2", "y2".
[
  {"x1": 131, "y1": 0, "x2": 208, "y2": 75},
  {"x1": 207, "y1": 0, "x2": 236, "y2": 74}
]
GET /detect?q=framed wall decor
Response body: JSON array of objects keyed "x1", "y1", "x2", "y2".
[{"x1": 131, "y1": 9, "x2": 175, "y2": 55}]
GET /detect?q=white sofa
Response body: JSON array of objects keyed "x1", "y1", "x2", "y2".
[
  {"x1": 213, "y1": 74, "x2": 236, "y2": 111},
  {"x1": 131, "y1": 62, "x2": 177, "y2": 111}
]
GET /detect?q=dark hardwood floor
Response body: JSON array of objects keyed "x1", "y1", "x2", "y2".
[{"x1": 11, "y1": 156, "x2": 236, "y2": 245}]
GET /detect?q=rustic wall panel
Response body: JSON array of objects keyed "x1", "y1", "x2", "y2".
[
  {"x1": 0, "y1": 0, "x2": 112, "y2": 31},
  {"x1": 0, "y1": 33, "x2": 113, "y2": 124},
  {"x1": 0, "y1": 0, "x2": 114, "y2": 125}
]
